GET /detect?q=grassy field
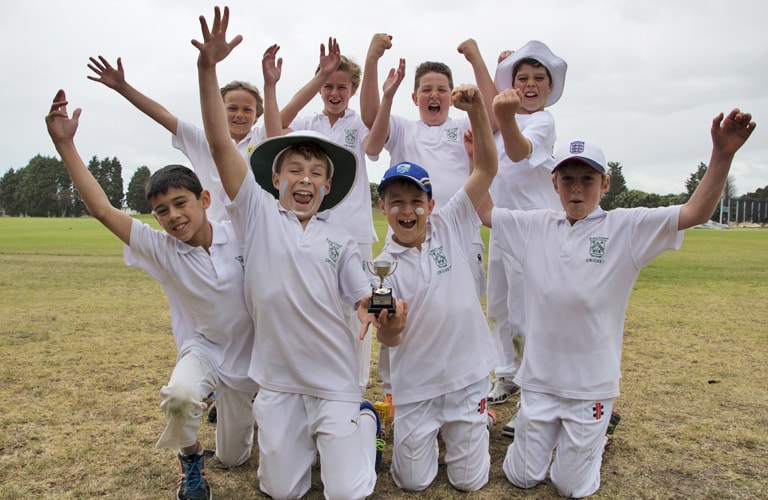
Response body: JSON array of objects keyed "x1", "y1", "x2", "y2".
[{"x1": 1, "y1": 214, "x2": 766, "y2": 499}]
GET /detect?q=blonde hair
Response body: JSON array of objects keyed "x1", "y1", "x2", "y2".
[
  {"x1": 316, "y1": 55, "x2": 361, "y2": 93},
  {"x1": 220, "y1": 81, "x2": 264, "y2": 118}
]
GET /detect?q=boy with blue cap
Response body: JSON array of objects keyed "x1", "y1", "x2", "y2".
[{"x1": 372, "y1": 81, "x2": 499, "y2": 492}]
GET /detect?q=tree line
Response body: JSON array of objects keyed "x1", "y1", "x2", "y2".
[{"x1": 0, "y1": 154, "x2": 765, "y2": 219}]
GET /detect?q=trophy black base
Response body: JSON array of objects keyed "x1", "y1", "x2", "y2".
[{"x1": 368, "y1": 287, "x2": 396, "y2": 314}]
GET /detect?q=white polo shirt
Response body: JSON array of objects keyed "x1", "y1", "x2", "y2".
[
  {"x1": 490, "y1": 110, "x2": 561, "y2": 211},
  {"x1": 490, "y1": 206, "x2": 684, "y2": 400},
  {"x1": 230, "y1": 175, "x2": 371, "y2": 402},
  {"x1": 172, "y1": 120, "x2": 266, "y2": 222},
  {"x1": 290, "y1": 109, "x2": 377, "y2": 245},
  {"x1": 375, "y1": 189, "x2": 497, "y2": 406},
  {"x1": 124, "y1": 218, "x2": 256, "y2": 393},
  {"x1": 385, "y1": 114, "x2": 471, "y2": 211}
]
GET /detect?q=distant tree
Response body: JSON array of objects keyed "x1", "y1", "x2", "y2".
[
  {"x1": 0, "y1": 168, "x2": 24, "y2": 216},
  {"x1": 601, "y1": 161, "x2": 627, "y2": 210},
  {"x1": 683, "y1": 162, "x2": 708, "y2": 202},
  {"x1": 370, "y1": 182, "x2": 380, "y2": 208},
  {"x1": 18, "y1": 155, "x2": 71, "y2": 216},
  {"x1": 87, "y1": 156, "x2": 124, "y2": 210},
  {"x1": 615, "y1": 189, "x2": 651, "y2": 208},
  {"x1": 126, "y1": 166, "x2": 153, "y2": 214},
  {"x1": 742, "y1": 185, "x2": 768, "y2": 199}
]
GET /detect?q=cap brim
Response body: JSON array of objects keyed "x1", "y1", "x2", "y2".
[
  {"x1": 248, "y1": 132, "x2": 357, "y2": 212},
  {"x1": 494, "y1": 40, "x2": 567, "y2": 107},
  {"x1": 553, "y1": 156, "x2": 606, "y2": 174}
]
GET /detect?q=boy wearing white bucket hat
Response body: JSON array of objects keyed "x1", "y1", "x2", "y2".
[
  {"x1": 485, "y1": 41, "x2": 567, "y2": 420},
  {"x1": 193, "y1": 7, "x2": 407, "y2": 499},
  {"x1": 479, "y1": 108, "x2": 756, "y2": 496}
]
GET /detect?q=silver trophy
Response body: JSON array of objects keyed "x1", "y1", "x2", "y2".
[{"x1": 366, "y1": 260, "x2": 398, "y2": 313}]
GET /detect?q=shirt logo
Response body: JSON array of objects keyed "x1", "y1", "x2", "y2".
[
  {"x1": 587, "y1": 236, "x2": 608, "y2": 263},
  {"x1": 326, "y1": 238, "x2": 341, "y2": 267},
  {"x1": 429, "y1": 247, "x2": 452, "y2": 275},
  {"x1": 570, "y1": 140, "x2": 585, "y2": 154},
  {"x1": 344, "y1": 128, "x2": 358, "y2": 148},
  {"x1": 443, "y1": 127, "x2": 460, "y2": 143}
]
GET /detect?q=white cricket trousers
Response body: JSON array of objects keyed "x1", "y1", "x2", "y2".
[
  {"x1": 486, "y1": 240, "x2": 525, "y2": 380},
  {"x1": 155, "y1": 350, "x2": 255, "y2": 467},
  {"x1": 504, "y1": 390, "x2": 614, "y2": 498},
  {"x1": 254, "y1": 388, "x2": 377, "y2": 500},
  {"x1": 391, "y1": 378, "x2": 491, "y2": 492}
]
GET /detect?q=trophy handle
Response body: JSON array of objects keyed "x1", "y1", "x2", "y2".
[{"x1": 387, "y1": 261, "x2": 398, "y2": 276}]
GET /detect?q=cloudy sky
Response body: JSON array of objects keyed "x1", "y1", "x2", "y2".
[{"x1": 4, "y1": 0, "x2": 766, "y2": 196}]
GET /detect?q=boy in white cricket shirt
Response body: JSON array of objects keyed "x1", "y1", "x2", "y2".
[
  {"x1": 372, "y1": 82, "x2": 498, "y2": 492},
  {"x1": 479, "y1": 109, "x2": 755, "y2": 497},
  {"x1": 88, "y1": 56, "x2": 265, "y2": 222},
  {"x1": 193, "y1": 8, "x2": 406, "y2": 499},
  {"x1": 272, "y1": 39, "x2": 378, "y2": 393},
  {"x1": 46, "y1": 90, "x2": 258, "y2": 500},
  {"x1": 485, "y1": 41, "x2": 567, "y2": 420}
]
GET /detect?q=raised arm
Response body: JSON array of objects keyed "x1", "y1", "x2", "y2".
[
  {"x1": 278, "y1": 37, "x2": 340, "y2": 130},
  {"x1": 45, "y1": 90, "x2": 132, "y2": 244},
  {"x1": 87, "y1": 56, "x2": 179, "y2": 135},
  {"x1": 457, "y1": 39, "x2": 499, "y2": 132},
  {"x1": 192, "y1": 6, "x2": 247, "y2": 200},
  {"x1": 261, "y1": 44, "x2": 284, "y2": 139},
  {"x1": 678, "y1": 109, "x2": 755, "y2": 230},
  {"x1": 453, "y1": 84, "x2": 497, "y2": 212},
  {"x1": 360, "y1": 33, "x2": 392, "y2": 129},
  {"x1": 493, "y1": 88, "x2": 531, "y2": 162},
  {"x1": 363, "y1": 58, "x2": 404, "y2": 157}
]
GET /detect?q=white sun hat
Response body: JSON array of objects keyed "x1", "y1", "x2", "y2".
[{"x1": 494, "y1": 40, "x2": 567, "y2": 107}]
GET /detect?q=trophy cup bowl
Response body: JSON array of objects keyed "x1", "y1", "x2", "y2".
[{"x1": 366, "y1": 260, "x2": 397, "y2": 313}]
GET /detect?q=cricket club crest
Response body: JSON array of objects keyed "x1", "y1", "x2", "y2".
[
  {"x1": 569, "y1": 140, "x2": 585, "y2": 154},
  {"x1": 344, "y1": 128, "x2": 358, "y2": 148},
  {"x1": 586, "y1": 236, "x2": 608, "y2": 263},
  {"x1": 443, "y1": 127, "x2": 460, "y2": 143},
  {"x1": 326, "y1": 238, "x2": 342, "y2": 267},
  {"x1": 429, "y1": 247, "x2": 452, "y2": 275}
]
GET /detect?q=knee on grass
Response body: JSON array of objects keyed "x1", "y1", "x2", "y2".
[{"x1": 160, "y1": 382, "x2": 207, "y2": 419}]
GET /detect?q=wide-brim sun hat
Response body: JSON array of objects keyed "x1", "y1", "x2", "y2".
[
  {"x1": 553, "y1": 140, "x2": 607, "y2": 174},
  {"x1": 249, "y1": 130, "x2": 357, "y2": 212},
  {"x1": 494, "y1": 40, "x2": 567, "y2": 107}
]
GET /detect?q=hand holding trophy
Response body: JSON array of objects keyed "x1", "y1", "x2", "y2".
[{"x1": 366, "y1": 260, "x2": 398, "y2": 313}]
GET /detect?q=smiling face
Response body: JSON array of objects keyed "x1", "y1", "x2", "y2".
[
  {"x1": 513, "y1": 62, "x2": 553, "y2": 114},
  {"x1": 412, "y1": 71, "x2": 452, "y2": 126},
  {"x1": 271, "y1": 148, "x2": 332, "y2": 224},
  {"x1": 150, "y1": 187, "x2": 211, "y2": 246},
  {"x1": 379, "y1": 179, "x2": 434, "y2": 250},
  {"x1": 320, "y1": 70, "x2": 355, "y2": 119},
  {"x1": 223, "y1": 89, "x2": 259, "y2": 142},
  {"x1": 553, "y1": 162, "x2": 610, "y2": 225}
]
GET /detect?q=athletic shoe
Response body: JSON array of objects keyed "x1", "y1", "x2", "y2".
[
  {"x1": 487, "y1": 377, "x2": 519, "y2": 405},
  {"x1": 487, "y1": 409, "x2": 497, "y2": 432},
  {"x1": 176, "y1": 451, "x2": 210, "y2": 500},
  {"x1": 361, "y1": 400, "x2": 385, "y2": 471},
  {"x1": 502, "y1": 414, "x2": 516, "y2": 439},
  {"x1": 604, "y1": 410, "x2": 621, "y2": 449}
]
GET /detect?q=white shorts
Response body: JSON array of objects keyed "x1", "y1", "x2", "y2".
[
  {"x1": 391, "y1": 378, "x2": 491, "y2": 492},
  {"x1": 155, "y1": 350, "x2": 254, "y2": 466},
  {"x1": 503, "y1": 390, "x2": 614, "y2": 497},
  {"x1": 487, "y1": 242, "x2": 525, "y2": 379},
  {"x1": 254, "y1": 388, "x2": 376, "y2": 499}
]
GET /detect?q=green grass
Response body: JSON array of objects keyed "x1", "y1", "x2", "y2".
[{"x1": 1, "y1": 214, "x2": 767, "y2": 499}]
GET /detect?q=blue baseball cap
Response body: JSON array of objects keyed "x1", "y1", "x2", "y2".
[{"x1": 378, "y1": 162, "x2": 432, "y2": 198}]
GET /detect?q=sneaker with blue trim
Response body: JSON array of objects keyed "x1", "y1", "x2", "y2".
[
  {"x1": 360, "y1": 400, "x2": 385, "y2": 471},
  {"x1": 176, "y1": 451, "x2": 211, "y2": 500}
]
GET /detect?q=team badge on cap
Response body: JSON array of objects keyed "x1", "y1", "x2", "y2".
[{"x1": 569, "y1": 141, "x2": 585, "y2": 154}]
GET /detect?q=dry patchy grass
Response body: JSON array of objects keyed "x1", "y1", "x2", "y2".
[{"x1": 1, "y1": 217, "x2": 766, "y2": 498}]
